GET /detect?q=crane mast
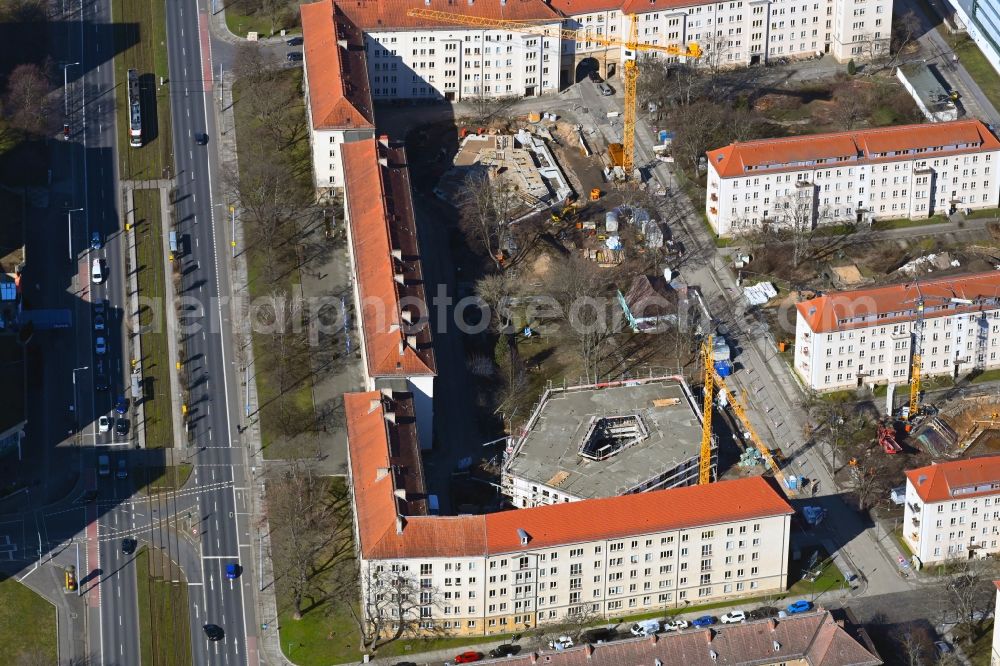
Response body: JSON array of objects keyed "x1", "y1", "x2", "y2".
[{"x1": 699, "y1": 336, "x2": 715, "y2": 485}]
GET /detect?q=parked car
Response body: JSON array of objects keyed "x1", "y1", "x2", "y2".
[
  {"x1": 691, "y1": 616, "x2": 716, "y2": 628},
  {"x1": 286, "y1": 36, "x2": 303, "y2": 45},
  {"x1": 786, "y1": 600, "x2": 813, "y2": 615},
  {"x1": 226, "y1": 562, "x2": 240, "y2": 579},
  {"x1": 748, "y1": 606, "x2": 781, "y2": 621},
  {"x1": 90, "y1": 232, "x2": 102, "y2": 250},
  {"x1": 548, "y1": 636, "x2": 574, "y2": 650},
  {"x1": 115, "y1": 396, "x2": 128, "y2": 415},
  {"x1": 94, "y1": 314, "x2": 105, "y2": 331},
  {"x1": 630, "y1": 620, "x2": 660, "y2": 636},
  {"x1": 489, "y1": 644, "x2": 520, "y2": 658},
  {"x1": 598, "y1": 83, "x2": 614, "y2": 96},
  {"x1": 587, "y1": 70, "x2": 603, "y2": 83},
  {"x1": 95, "y1": 374, "x2": 110, "y2": 391},
  {"x1": 934, "y1": 641, "x2": 953, "y2": 656},
  {"x1": 121, "y1": 537, "x2": 137, "y2": 554},
  {"x1": 116, "y1": 458, "x2": 128, "y2": 479},
  {"x1": 662, "y1": 619, "x2": 689, "y2": 632},
  {"x1": 720, "y1": 610, "x2": 746, "y2": 624},
  {"x1": 286, "y1": 51, "x2": 303, "y2": 62},
  {"x1": 98, "y1": 415, "x2": 111, "y2": 433},
  {"x1": 454, "y1": 652, "x2": 483, "y2": 663},
  {"x1": 115, "y1": 418, "x2": 129, "y2": 437},
  {"x1": 95, "y1": 337, "x2": 107, "y2": 355},
  {"x1": 91, "y1": 258, "x2": 104, "y2": 284}
]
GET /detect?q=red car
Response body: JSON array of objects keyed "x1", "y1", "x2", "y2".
[{"x1": 454, "y1": 652, "x2": 483, "y2": 664}]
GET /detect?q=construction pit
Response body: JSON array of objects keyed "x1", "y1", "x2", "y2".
[{"x1": 917, "y1": 395, "x2": 1000, "y2": 458}]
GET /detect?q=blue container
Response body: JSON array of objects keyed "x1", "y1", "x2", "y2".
[{"x1": 714, "y1": 360, "x2": 732, "y2": 377}]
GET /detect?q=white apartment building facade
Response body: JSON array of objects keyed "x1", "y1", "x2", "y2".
[
  {"x1": 793, "y1": 272, "x2": 1000, "y2": 392},
  {"x1": 903, "y1": 456, "x2": 1000, "y2": 566},
  {"x1": 346, "y1": 391, "x2": 794, "y2": 637},
  {"x1": 706, "y1": 120, "x2": 1000, "y2": 237}
]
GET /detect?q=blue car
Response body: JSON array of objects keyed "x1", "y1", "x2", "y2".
[
  {"x1": 786, "y1": 600, "x2": 812, "y2": 615},
  {"x1": 691, "y1": 615, "x2": 716, "y2": 628},
  {"x1": 115, "y1": 396, "x2": 128, "y2": 415},
  {"x1": 226, "y1": 562, "x2": 240, "y2": 579}
]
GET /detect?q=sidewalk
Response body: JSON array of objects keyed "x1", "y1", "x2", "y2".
[{"x1": 213, "y1": 67, "x2": 289, "y2": 666}]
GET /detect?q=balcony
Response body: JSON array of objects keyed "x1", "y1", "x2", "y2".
[
  {"x1": 910, "y1": 532, "x2": 920, "y2": 542},
  {"x1": 911, "y1": 517, "x2": 920, "y2": 527}
]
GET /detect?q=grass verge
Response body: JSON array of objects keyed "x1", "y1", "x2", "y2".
[
  {"x1": 945, "y1": 33, "x2": 1000, "y2": 114},
  {"x1": 133, "y1": 463, "x2": 193, "y2": 495},
  {"x1": 231, "y1": 70, "x2": 316, "y2": 459},
  {"x1": 112, "y1": 0, "x2": 173, "y2": 180},
  {"x1": 969, "y1": 368, "x2": 1000, "y2": 384},
  {"x1": 0, "y1": 578, "x2": 57, "y2": 664},
  {"x1": 788, "y1": 559, "x2": 848, "y2": 596},
  {"x1": 136, "y1": 546, "x2": 193, "y2": 666},
  {"x1": 133, "y1": 189, "x2": 175, "y2": 448},
  {"x1": 225, "y1": 7, "x2": 284, "y2": 38},
  {"x1": 963, "y1": 618, "x2": 993, "y2": 666},
  {"x1": 871, "y1": 215, "x2": 949, "y2": 231}
]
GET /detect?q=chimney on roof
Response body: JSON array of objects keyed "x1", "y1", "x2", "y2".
[
  {"x1": 768, "y1": 619, "x2": 777, "y2": 632},
  {"x1": 530, "y1": 654, "x2": 538, "y2": 665},
  {"x1": 379, "y1": 156, "x2": 389, "y2": 168},
  {"x1": 376, "y1": 467, "x2": 390, "y2": 481},
  {"x1": 394, "y1": 272, "x2": 406, "y2": 285},
  {"x1": 648, "y1": 634, "x2": 658, "y2": 645},
  {"x1": 337, "y1": 38, "x2": 348, "y2": 49},
  {"x1": 584, "y1": 645, "x2": 593, "y2": 659},
  {"x1": 406, "y1": 334, "x2": 418, "y2": 349},
  {"x1": 501, "y1": 0, "x2": 507, "y2": 5},
  {"x1": 835, "y1": 619, "x2": 845, "y2": 628},
  {"x1": 918, "y1": 474, "x2": 927, "y2": 485},
  {"x1": 398, "y1": 341, "x2": 406, "y2": 356},
  {"x1": 369, "y1": 398, "x2": 381, "y2": 413},
  {"x1": 709, "y1": 649, "x2": 718, "y2": 663},
  {"x1": 704, "y1": 629, "x2": 714, "y2": 644},
  {"x1": 380, "y1": 388, "x2": 394, "y2": 400},
  {"x1": 468, "y1": 0, "x2": 474, "y2": 5},
  {"x1": 772, "y1": 640, "x2": 781, "y2": 653},
  {"x1": 654, "y1": 660, "x2": 661, "y2": 666},
  {"x1": 384, "y1": 410, "x2": 397, "y2": 424},
  {"x1": 401, "y1": 308, "x2": 413, "y2": 324},
  {"x1": 391, "y1": 248, "x2": 403, "y2": 261},
  {"x1": 395, "y1": 514, "x2": 405, "y2": 534},
  {"x1": 394, "y1": 488, "x2": 407, "y2": 500},
  {"x1": 517, "y1": 528, "x2": 530, "y2": 545},
  {"x1": 424, "y1": 0, "x2": 430, "y2": 4}
]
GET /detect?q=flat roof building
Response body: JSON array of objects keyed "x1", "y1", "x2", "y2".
[
  {"x1": 502, "y1": 377, "x2": 713, "y2": 508},
  {"x1": 896, "y1": 63, "x2": 960, "y2": 123}
]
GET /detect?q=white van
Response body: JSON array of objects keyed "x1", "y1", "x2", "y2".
[
  {"x1": 630, "y1": 619, "x2": 660, "y2": 636},
  {"x1": 91, "y1": 258, "x2": 104, "y2": 284}
]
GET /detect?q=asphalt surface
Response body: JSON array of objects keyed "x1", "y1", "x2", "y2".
[{"x1": 165, "y1": 0, "x2": 257, "y2": 663}]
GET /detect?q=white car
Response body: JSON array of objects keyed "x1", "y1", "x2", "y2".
[
  {"x1": 95, "y1": 337, "x2": 107, "y2": 355},
  {"x1": 720, "y1": 611, "x2": 747, "y2": 624},
  {"x1": 548, "y1": 636, "x2": 574, "y2": 650},
  {"x1": 662, "y1": 619, "x2": 689, "y2": 632},
  {"x1": 91, "y1": 258, "x2": 104, "y2": 284},
  {"x1": 98, "y1": 415, "x2": 110, "y2": 433}
]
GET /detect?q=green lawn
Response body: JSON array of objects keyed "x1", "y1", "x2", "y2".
[
  {"x1": 0, "y1": 578, "x2": 57, "y2": 664},
  {"x1": 231, "y1": 70, "x2": 316, "y2": 459},
  {"x1": 871, "y1": 215, "x2": 949, "y2": 231},
  {"x1": 136, "y1": 546, "x2": 193, "y2": 666},
  {"x1": 134, "y1": 463, "x2": 193, "y2": 495},
  {"x1": 969, "y1": 368, "x2": 1000, "y2": 384},
  {"x1": 965, "y1": 208, "x2": 1000, "y2": 220},
  {"x1": 964, "y1": 618, "x2": 993, "y2": 666},
  {"x1": 225, "y1": 6, "x2": 287, "y2": 38},
  {"x1": 788, "y1": 558, "x2": 848, "y2": 596},
  {"x1": 946, "y1": 33, "x2": 1000, "y2": 114},
  {"x1": 112, "y1": 0, "x2": 173, "y2": 180},
  {"x1": 133, "y1": 189, "x2": 176, "y2": 448}
]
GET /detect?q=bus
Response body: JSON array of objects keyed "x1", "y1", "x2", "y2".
[{"x1": 127, "y1": 68, "x2": 142, "y2": 147}]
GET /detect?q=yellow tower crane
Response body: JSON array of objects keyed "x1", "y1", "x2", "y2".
[
  {"x1": 701, "y1": 336, "x2": 793, "y2": 492},
  {"x1": 405, "y1": 8, "x2": 701, "y2": 175},
  {"x1": 699, "y1": 336, "x2": 715, "y2": 485}
]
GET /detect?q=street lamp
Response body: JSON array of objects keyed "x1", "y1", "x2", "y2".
[
  {"x1": 72, "y1": 366, "x2": 89, "y2": 437},
  {"x1": 61, "y1": 62, "x2": 79, "y2": 117},
  {"x1": 66, "y1": 208, "x2": 83, "y2": 263}
]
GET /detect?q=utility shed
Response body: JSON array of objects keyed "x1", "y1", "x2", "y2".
[{"x1": 897, "y1": 63, "x2": 960, "y2": 122}]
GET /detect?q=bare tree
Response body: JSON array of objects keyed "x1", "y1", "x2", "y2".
[
  {"x1": 459, "y1": 171, "x2": 522, "y2": 272},
  {"x1": 899, "y1": 628, "x2": 926, "y2": 666},
  {"x1": 832, "y1": 85, "x2": 871, "y2": 130},
  {"x1": 857, "y1": 33, "x2": 893, "y2": 72},
  {"x1": 939, "y1": 559, "x2": 1000, "y2": 628},
  {"x1": 3, "y1": 62, "x2": 51, "y2": 135},
  {"x1": 667, "y1": 100, "x2": 730, "y2": 172},
  {"x1": 349, "y1": 562, "x2": 444, "y2": 652},
  {"x1": 268, "y1": 464, "x2": 349, "y2": 620},
  {"x1": 771, "y1": 188, "x2": 834, "y2": 267},
  {"x1": 475, "y1": 272, "x2": 519, "y2": 333},
  {"x1": 698, "y1": 30, "x2": 734, "y2": 79},
  {"x1": 546, "y1": 256, "x2": 622, "y2": 382},
  {"x1": 462, "y1": 95, "x2": 519, "y2": 125}
]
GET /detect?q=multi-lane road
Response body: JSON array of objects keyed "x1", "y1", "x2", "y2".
[{"x1": 14, "y1": 0, "x2": 259, "y2": 663}]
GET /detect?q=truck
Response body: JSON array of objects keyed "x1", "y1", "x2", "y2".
[
  {"x1": 98, "y1": 454, "x2": 110, "y2": 476},
  {"x1": 630, "y1": 619, "x2": 661, "y2": 637}
]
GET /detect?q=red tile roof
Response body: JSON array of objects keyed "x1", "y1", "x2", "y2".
[
  {"x1": 796, "y1": 270, "x2": 1000, "y2": 335},
  {"x1": 551, "y1": 0, "x2": 624, "y2": 14},
  {"x1": 335, "y1": 0, "x2": 562, "y2": 31},
  {"x1": 707, "y1": 120, "x2": 1000, "y2": 179},
  {"x1": 346, "y1": 384, "x2": 793, "y2": 559},
  {"x1": 343, "y1": 138, "x2": 436, "y2": 378},
  {"x1": 621, "y1": 0, "x2": 709, "y2": 13},
  {"x1": 906, "y1": 456, "x2": 1000, "y2": 503},
  {"x1": 485, "y1": 611, "x2": 881, "y2": 666},
  {"x1": 301, "y1": 0, "x2": 374, "y2": 130}
]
